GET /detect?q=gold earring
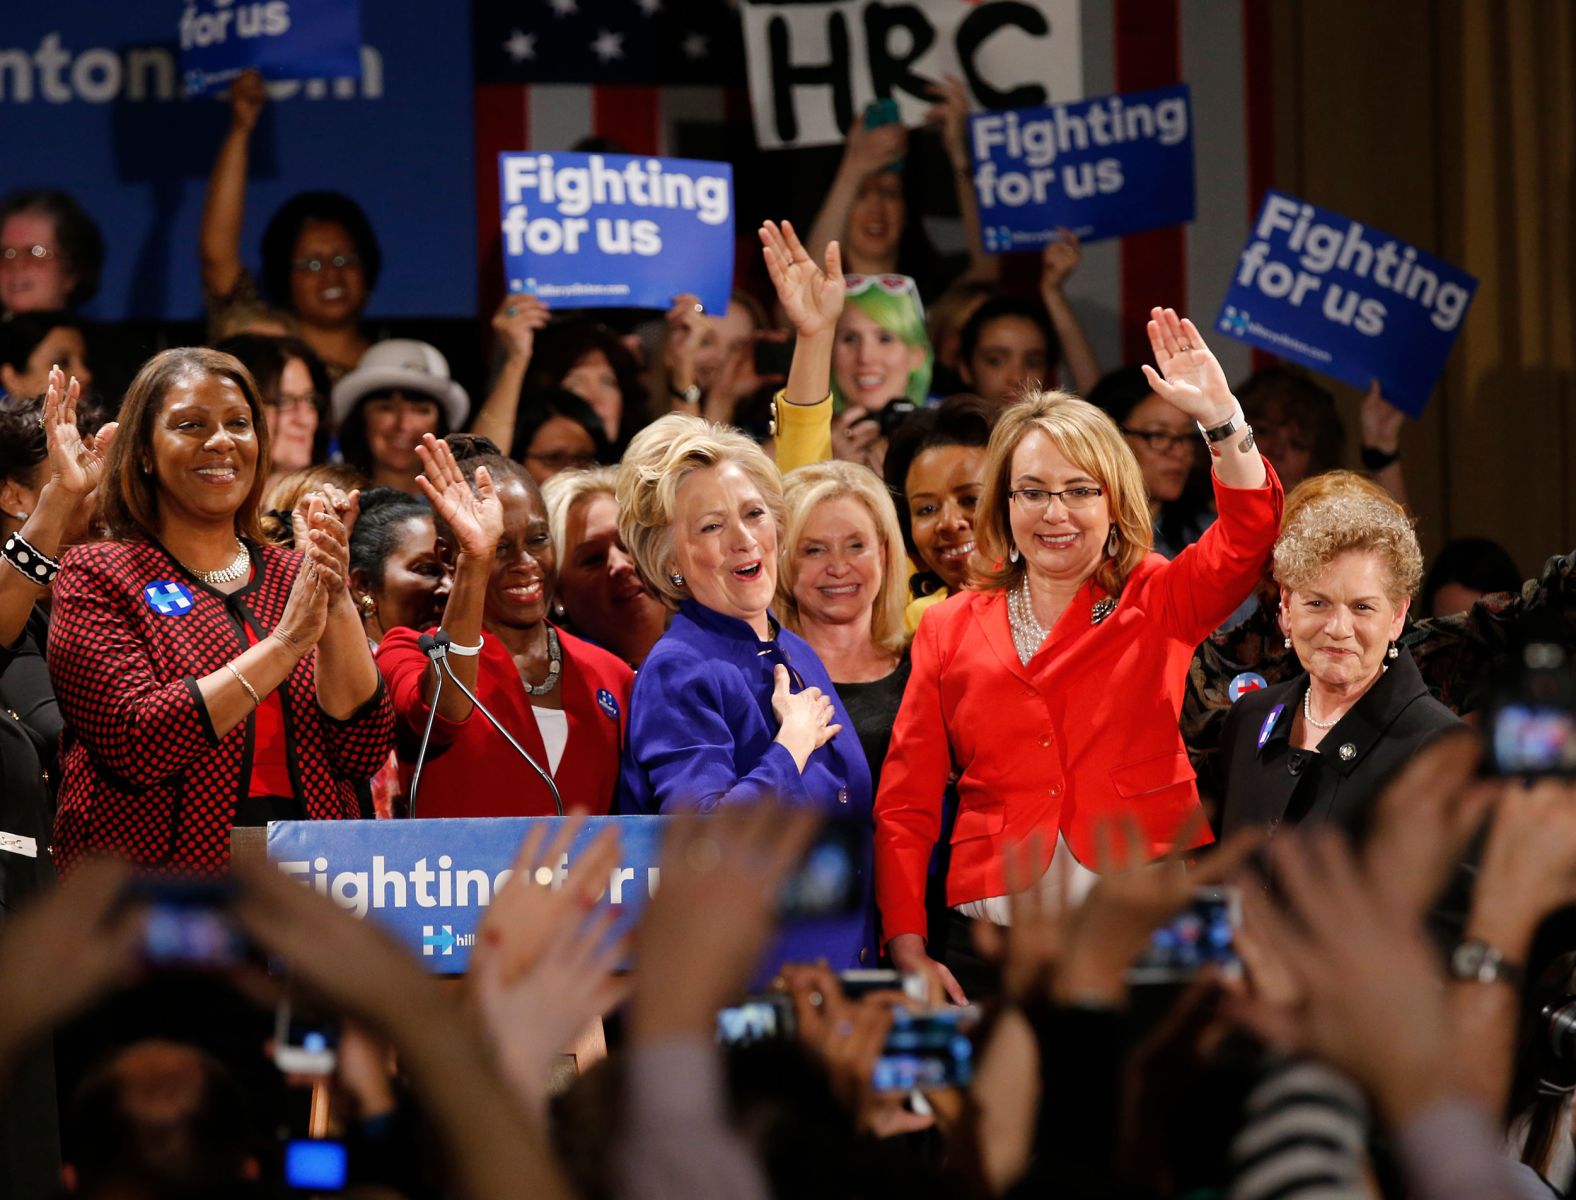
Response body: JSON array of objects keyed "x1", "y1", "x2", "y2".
[{"x1": 357, "y1": 593, "x2": 377, "y2": 618}]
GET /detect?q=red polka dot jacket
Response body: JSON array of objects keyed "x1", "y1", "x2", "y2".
[{"x1": 47, "y1": 538, "x2": 394, "y2": 875}]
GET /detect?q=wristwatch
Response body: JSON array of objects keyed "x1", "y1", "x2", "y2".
[
  {"x1": 1449, "y1": 939, "x2": 1525, "y2": 986},
  {"x1": 1197, "y1": 407, "x2": 1246, "y2": 443}
]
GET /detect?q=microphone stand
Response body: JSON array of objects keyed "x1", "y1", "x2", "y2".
[
  {"x1": 430, "y1": 631, "x2": 564, "y2": 816},
  {"x1": 407, "y1": 633, "x2": 448, "y2": 819}
]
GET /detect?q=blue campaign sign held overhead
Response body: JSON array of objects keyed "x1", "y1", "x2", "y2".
[
  {"x1": 1216, "y1": 191, "x2": 1478, "y2": 416},
  {"x1": 969, "y1": 84, "x2": 1195, "y2": 250},
  {"x1": 267, "y1": 816, "x2": 669, "y2": 975},
  {"x1": 179, "y1": 1, "x2": 363, "y2": 97},
  {"x1": 0, "y1": 0, "x2": 472, "y2": 320},
  {"x1": 499, "y1": 151, "x2": 735, "y2": 313}
]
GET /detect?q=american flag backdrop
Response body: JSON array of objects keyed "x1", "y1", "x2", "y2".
[{"x1": 471, "y1": 0, "x2": 1273, "y2": 379}]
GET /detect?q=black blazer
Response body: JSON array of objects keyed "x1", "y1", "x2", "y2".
[{"x1": 1217, "y1": 648, "x2": 1464, "y2": 838}]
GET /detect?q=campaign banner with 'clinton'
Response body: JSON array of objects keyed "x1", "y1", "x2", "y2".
[
  {"x1": 1215, "y1": 191, "x2": 1478, "y2": 415},
  {"x1": 179, "y1": 0, "x2": 363, "y2": 97},
  {"x1": 267, "y1": 816, "x2": 667, "y2": 975},
  {"x1": 969, "y1": 84, "x2": 1195, "y2": 250},
  {"x1": 498, "y1": 151, "x2": 735, "y2": 313}
]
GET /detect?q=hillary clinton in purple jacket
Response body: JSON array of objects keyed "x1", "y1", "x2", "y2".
[{"x1": 614, "y1": 414, "x2": 873, "y2": 968}]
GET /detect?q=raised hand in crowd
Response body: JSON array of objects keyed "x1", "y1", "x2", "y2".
[
  {"x1": 1360, "y1": 377, "x2": 1411, "y2": 507},
  {"x1": 230, "y1": 854, "x2": 576, "y2": 1200},
  {"x1": 1449, "y1": 776, "x2": 1576, "y2": 1115},
  {"x1": 199, "y1": 69, "x2": 268, "y2": 302},
  {"x1": 1360, "y1": 728, "x2": 1492, "y2": 922},
  {"x1": 467, "y1": 816, "x2": 628, "y2": 1120},
  {"x1": 1, "y1": 366, "x2": 111, "y2": 645},
  {"x1": 1039, "y1": 229, "x2": 1103, "y2": 395},
  {"x1": 0, "y1": 858, "x2": 144, "y2": 1085},
  {"x1": 805, "y1": 118, "x2": 907, "y2": 275},
  {"x1": 662, "y1": 291, "x2": 710, "y2": 407},
  {"x1": 620, "y1": 805, "x2": 820, "y2": 1200},
  {"x1": 1143, "y1": 306, "x2": 1267, "y2": 489},
  {"x1": 760, "y1": 218, "x2": 845, "y2": 424},
  {"x1": 923, "y1": 73, "x2": 998, "y2": 287},
  {"x1": 412, "y1": 431, "x2": 502, "y2": 717},
  {"x1": 292, "y1": 487, "x2": 382, "y2": 719},
  {"x1": 471, "y1": 291, "x2": 553, "y2": 451},
  {"x1": 781, "y1": 961, "x2": 940, "y2": 1139}
]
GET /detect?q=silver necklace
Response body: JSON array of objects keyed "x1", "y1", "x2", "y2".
[
  {"x1": 1007, "y1": 576, "x2": 1047, "y2": 666},
  {"x1": 186, "y1": 538, "x2": 248, "y2": 586},
  {"x1": 525, "y1": 626, "x2": 562, "y2": 696},
  {"x1": 1302, "y1": 689, "x2": 1340, "y2": 729}
]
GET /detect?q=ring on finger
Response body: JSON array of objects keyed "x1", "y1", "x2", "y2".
[{"x1": 506, "y1": 306, "x2": 518, "y2": 317}]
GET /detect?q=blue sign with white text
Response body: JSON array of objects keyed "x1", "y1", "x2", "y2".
[
  {"x1": 179, "y1": 0, "x2": 363, "y2": 97},
  {"x1": 0, "y1": 0, "x2": 472, "y2": 320},
  {"x1": 1216, "y1": 190, "x2": 1478, "y2": 415},
  {"x1": 267, "y1": 816, "x2": 668, "y2": 974},
  {"x1": 969, "y1": 84, "x2": 1195, "y2": 250},
  {"x1": 498, "y1": 151, "x2": 735, "y2": 313}
]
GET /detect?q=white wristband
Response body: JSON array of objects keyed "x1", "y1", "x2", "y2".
[{"x1": 445, "y1": 635, "x2": 484, "y2": 657}]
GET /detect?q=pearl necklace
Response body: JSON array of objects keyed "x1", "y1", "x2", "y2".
[
  {"x1": 525, "y1": 626, "x2": 563, "y2": 696},
  {"x1": 1007, "y1": 576, "x2": 1047, "y2": 666},
  {"x1": 1302, "y1": 689, "x2": 1340, "y2": 729},
  {"x1": 186, "y1": 539, "x2": 249, "y2": 586}
]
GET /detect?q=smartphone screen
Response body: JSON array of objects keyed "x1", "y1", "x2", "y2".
[
  {"x1": 282, "y1": 1139, "x2": 348, "y2": 1193},
  {"x1": 134, "y1": 879, "x2": 246, "y2": 970},
  {"x1": 1126, "y1": 886, "x2": 1242, "y2": 984},
  {"x1": 717, "y1": 996, "x2": 793, "y2": 1046},
  {"x1": 872, "y1": 1009, "x2": 975, "y2": 1093},
  {"x1": 273, "y1": 1000, "x2": 340, "y2": 1076},
  {"x1": 1488, "y1": 703, "x2": 1576, "y2": 776}
]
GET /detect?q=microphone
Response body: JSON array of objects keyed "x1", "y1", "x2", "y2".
[
  {"x1": 407, "y1": 632, "x2": 448, "y2": 819},
  {"x1": 429, "y1": 631, "x2": 564, "y2": 816}
]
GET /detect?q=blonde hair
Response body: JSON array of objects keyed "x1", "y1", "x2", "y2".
[
  {"x1": 616, "y1": 413, "x2": 785, "y2": 611},
  {"x1": 542, "y1": 465, "x2": 620, "y2": 562},
  {"x1": 777, "y1": 462, "x2": 909, "y2": 656},
  {"x1": 1273, "y1": 470, "x2": 1422, "y2": 601},
  {"x1": 259, "y1": 463, "x2": 365, "y2": 544},
  {"x1": 971, "y1": 390, "x2": 1153, "y2": 598}
]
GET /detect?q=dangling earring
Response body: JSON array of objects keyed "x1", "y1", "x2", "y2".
[
  {"x1": 552, "y1": 599, "x2": 567, "y2": 620},
  {"x1": 1105, "y1": 526, "x2": 1120, "y2": 557},
  {"x1": 356, "y1": 593, "x2": 377, "y2": 618},
  {"x1": 1386, "y1": 642, "x2": 1399, "y2": 660},
  {"x1": 1284, "y1": 636, "x2": 1292, "y2": 649},
  {"x1": 1008, "y1": 545, "x2": 1019, "y2": 564},
  {"x1": 669, "y1": 571, "x2": 685, "y2": 588}
]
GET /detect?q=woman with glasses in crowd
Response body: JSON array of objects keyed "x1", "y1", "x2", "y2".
[
  {"x1": 0, "y1": 190, "x2": 105, "y2": 320},
  {"x1": 875, "y1": 310, "x2": 1282, "y2": 1001},
  {"x1": 217, "y1": 334, "x2": 332, "y2": 489},
  {"x1": 200, "y1": 71, "x2": 382, "y2": 378},
  {"x1": 1089, "y1": 365, "x2": 1215, "y2": 559}
]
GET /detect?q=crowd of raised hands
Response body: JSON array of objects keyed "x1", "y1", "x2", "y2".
[{"x1": 4, "y1": 737, "x2": 1575, "y2": 1199}]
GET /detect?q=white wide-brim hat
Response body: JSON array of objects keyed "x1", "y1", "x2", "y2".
[{"x1": 331, "y1": 338, "x2": 469, "y2": 429}]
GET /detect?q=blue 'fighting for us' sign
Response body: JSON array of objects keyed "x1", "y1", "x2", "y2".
[
  {"x1": 498, "y1": 151, "x2": 735, "y2": 314},
  {"x1": 968, "y1": 84, "x2": 1195, "y2": 250},
  {"x1": 1216, "y1": 190, "x2": 1478, "y2": 416},
  {"x1": 179, "y1": 0, "x2": 363, "y2": 97},
  {"x1": 267, "y1": 815, "x2": 668, "y2": 974}
]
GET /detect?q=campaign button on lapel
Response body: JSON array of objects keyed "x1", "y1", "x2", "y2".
[
  {"x1": 596, "y1": 688, "x2": 620, "y2": 720},
  {"x1": 143, "y1": 580, "x2": 195, "y2": 616}
]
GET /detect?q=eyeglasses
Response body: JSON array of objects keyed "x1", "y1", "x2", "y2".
[
  {"x1": 292, "y1": 254, "x2": 362, "y2": 273},
  {"x1": 527, "y1": 450, "x2": 599, "y2": 471},
  {"x1": 267, "y1": 391, "x2": 322, "y2": 413},
  {"x1": 1122, "y1": 427, "x2": 1193, "y2": 453},
  {"x1": 1, "y1": 244, "x2": 59, "y2": 265},
  {"x1": 1008, "y1": 485, "x2": 1105, "y2": 513}
]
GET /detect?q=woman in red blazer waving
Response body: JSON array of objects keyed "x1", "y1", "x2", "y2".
[
  {"x1": 876, "y1": 309, "x2": 1282, "y2": 1001},
  {"x1": 377, "y1": 435, "x2": 631, "y2": 816}
]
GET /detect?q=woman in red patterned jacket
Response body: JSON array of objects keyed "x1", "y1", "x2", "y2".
[{"x1": 48, "y1": 347, "x2": 392, "y2": 875}]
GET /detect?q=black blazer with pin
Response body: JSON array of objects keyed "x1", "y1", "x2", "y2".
[{"x1": 1216, "y1": 647, "x2": 1465, "y2": 839}]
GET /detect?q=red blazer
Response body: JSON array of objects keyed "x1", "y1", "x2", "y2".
[
  {"x1": 377, "y1": 625, "x2": 632, "y2": 817},
  {"x1": 48, "y1": 539, "x2": 394, "y2": 876},
  {"x1": 874, "y1": 468, "x2": 1283, "y2": 947}
]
